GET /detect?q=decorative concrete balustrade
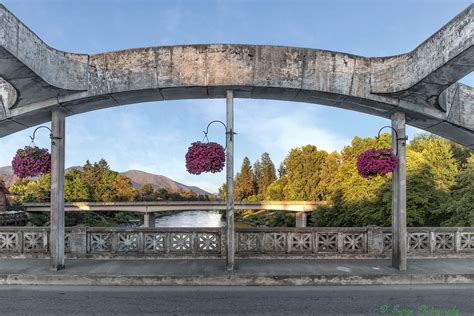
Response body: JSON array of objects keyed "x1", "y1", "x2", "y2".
[{"x1": 0, "y1": 226, "x2": 472, "y2": 259}]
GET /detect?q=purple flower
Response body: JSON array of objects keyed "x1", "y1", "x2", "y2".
[
  {"x1": 11, "y1": 146, "x2": 51, "y2": 178},
  {"x1": 185, "y1": 142, "x2": 225, "y2": 175},
  {"x1": 357, "y1": 148, "x2": 398, "y2": 178}
]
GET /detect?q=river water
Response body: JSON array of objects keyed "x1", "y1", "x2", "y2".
[{"x1": 154, "y1": 210, "x2": 225, "y2": 227}]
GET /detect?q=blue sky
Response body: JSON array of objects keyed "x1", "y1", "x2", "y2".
[{"x1": 0, "y1": 0, "x2": 472, "y2": 192}]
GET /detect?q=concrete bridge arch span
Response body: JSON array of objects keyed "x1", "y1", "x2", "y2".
[{"x1": 0, "y1": 4, "x2": 472, "y2": 148}]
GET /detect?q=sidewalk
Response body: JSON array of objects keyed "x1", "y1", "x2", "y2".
[{"x1": 0, "y1": 258, "x2": 473, "y2": 286}]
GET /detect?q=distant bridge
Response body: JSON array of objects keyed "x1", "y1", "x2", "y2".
[{"x1": 23, "y1": 201, "x2": 323, "y2": 227}]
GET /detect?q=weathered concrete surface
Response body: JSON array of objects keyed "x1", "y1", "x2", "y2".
[
  {"x1": 0, "y1": 4, "x2": 473, "y2": 147},
  {"x1": 22, "y1": 201, "x2": 322, "y2": 213},
  {"x1": 0, "y1": 258, "x2": 473, "y2": 286}
]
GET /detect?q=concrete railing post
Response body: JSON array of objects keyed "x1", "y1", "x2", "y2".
[
  {"x1": 367, "y1": 225, "x2": 383, "y2": 256},
  {"x1": 69, "y1": 227, "x2": 87, "y2": 255},
  {"x1": 391, "y1": 112, "x2": 407, "y2": 270},
  {"x1": 50, "y1": 108, "x2": 66, "y2": 271}
]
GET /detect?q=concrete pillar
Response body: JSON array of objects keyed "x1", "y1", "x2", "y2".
[
  {"x1": 50, "y1": 108, "x2": 66, "y2": 271},
  {"x1": 226, "y1": 90, "x2": 235, "y2": 271},
  {"x1": 391, "y1": 112, "x2": 407, "y2": 270},
  {"x1": 295, "y1": 212, "x2": 307, "y2": 227},
  {"x1": 143, "y1": 213, "x2": 155, "y2": 228}
]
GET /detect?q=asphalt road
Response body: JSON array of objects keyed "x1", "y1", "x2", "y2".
[{"x1": 0, "y1": 285, "x2": 472, "y2": 315}]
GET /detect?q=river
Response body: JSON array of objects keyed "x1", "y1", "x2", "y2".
[{"x1": 154, "y1": 210, "x2": 225, "y2": 227}]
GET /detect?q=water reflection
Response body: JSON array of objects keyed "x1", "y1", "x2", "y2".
[{"x1": 155, "y1": 210, "x2": 225, "y2": 227}]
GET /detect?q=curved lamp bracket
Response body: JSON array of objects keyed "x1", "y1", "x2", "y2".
[
  {"x1": 202, "y1": 120, "x2": 237, "y2": 148},
  {"x1": 30, "y1": 126, "x2": 62, "y2": 145},
  {"x1": 376, "y1": 126, "x2": 408, "y2": 156}
]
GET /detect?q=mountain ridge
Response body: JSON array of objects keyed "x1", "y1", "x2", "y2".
[{"x1": 0, "y1": 166, "x2": 211, "y2": 196}]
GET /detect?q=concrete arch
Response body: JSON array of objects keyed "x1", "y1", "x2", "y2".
[{"x1": 0, "y1": 4, "x2": 472, "y2": 147}]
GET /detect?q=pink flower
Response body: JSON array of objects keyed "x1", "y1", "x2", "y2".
[
  {"x1": 357, "y1": 148, "x2": 398, "y2": 178},
  {"x1": 12, "y1": 146, "x2": 51, "y2": 178},
  {"x1": 185, "y1": 142, "x2": 225, "y2": 175}
]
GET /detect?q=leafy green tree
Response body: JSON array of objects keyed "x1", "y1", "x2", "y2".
[
  {"x1": 113, "y1": 175, "x2": 137, "y2": 201},
  {"x1": 265, "y1": 176, "x2": 288, "y2": 200},
  {"x1": 449, "y1": 142, "x2": 473, "y2": 170},
  {"x1": 8, "y1": 174, "x2": 51, "y2": 203},
  {"x1": 409, "y1": 134, "x2": 458, "y2": 190},
  {"x1": 369, "y1": 151, "x2": 444, "y2": 226},
  {"x1": 65, "y1": 169, "x2": 91, "y2": 202},
  {"x1": 316, "y1": 151, "x2": 341, "y2": 201},
  {"x1": 139, "y1": 184, "x2": 155, "y2": 201},
  {"x1": 283, "y1": 145, "x2": 328, "y2": 200},
  {"x1": 218, "y1": 183, "x2": 227, "y2": 201},
  {"x1": 310, "y1": 135, "x2": 391, "y2": 226},
  {"x1": 258, "y1": 152, "x2": 277, "y2": 195},
  {"x1": 234, "y1": 157, "x2": 254, "y2": 201},
  {"x1": 437, "y1": 154, "x2": 474, "y2": 226}
]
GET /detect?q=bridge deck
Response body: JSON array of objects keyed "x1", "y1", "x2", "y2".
[{"x1": 23, "y1": 201, "x2": 322, "y2": 213}]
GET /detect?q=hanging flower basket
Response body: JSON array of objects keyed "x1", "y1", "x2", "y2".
[
  {"x1": 11, "y1": 146, "x2": 51, "y2": 178},
  {"x1": 357, "y1": 148, "x2": 398, "y2": 178},
  {"x1": 185, "y1": 141, "x2": 225, "y2": 175}
]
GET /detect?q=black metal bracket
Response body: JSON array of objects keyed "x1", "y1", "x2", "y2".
[
  {"x1": 203, "y1": 120, "x2": 237, "y2": 145},
  {"x1": 30, "y1": 126, "x2": 62, "y2": 145},
  {"x1": 376, "y1": 126, "x2": 408, "y2": 156}
]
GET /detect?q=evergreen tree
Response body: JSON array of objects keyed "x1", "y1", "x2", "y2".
[
  {"x1": 277, "y1": 162, "x2": 287, "y2": 178},
  {"x1": 283, "y1": 145, "x2": 328, "y2": 200},
  {"x1": 234, "y1": 157, "x2": 254, "y2": 201},
  {"x1": 258, "y1": 152, "x2": 277, "y2": 195},
  {"x1": 252, "y1": 160, "x2": 262, "y2": 195}
]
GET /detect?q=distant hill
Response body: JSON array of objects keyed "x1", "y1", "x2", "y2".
[
  {"x1": 0, "y1": 166, "x2": 211, "y2": 196},
  {"x1": 121, "y1": 170, "x2": 211, "y2": 196},
  {"x1": 0, "y1": 166, "x2": 16, "y2": 187}
]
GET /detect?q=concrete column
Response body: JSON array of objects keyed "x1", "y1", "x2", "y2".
[
  {"x1": 391, "y1": 112, "x2": 407, "y2": 270},
  {"x1": 143, "y1": 213, "x2": 155, "y2": 228},
  {"x1": 226, "y1": 90, "x2": 235, "y2": 271},
  {"x1": 50, "y1": 108, "x2": 66, "y2": 271},
  {"x1": 295, "y1": 212, "x2": 307, "y2": 227}
]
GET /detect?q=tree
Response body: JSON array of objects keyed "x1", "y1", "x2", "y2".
[
  {"x1": 113, "y1": 175, "x2": 137, "y2": 201},
  {"x1": 283, "y1": 145, "x2": 328, "y2": 200},
  {"x1": 409, "y1": 134, "x2": 458, "y2": 190},
  {"x1": 369, "y1": 151, "x2": 444, "y2": 227},
  {"x1": 139, "y1": 184, "x2": 155, "y2": 201},
  {"x1": 252, "y1": 160, "x2": 262, "y2": 194},
  {"x1": 437, "y1": 154, "x2": 474, "y2": 226},
  {"x1": 234, "y1": 157, "x2": 254, "y2": 201},
  {"x1": 316, "y1": 151, "x2": 341, "y2": 201},
  {"x1": 310, "y1": 135, "x2": 391, "y2": 226},
  {"x1": 277, "y1": 162, "x2": 287, "y2": 178},
  {"x1": 258, "y1": 152, "x2": 277, "y2": 195},
  {"x1": 218, "y1": 183, "x2": 227, "y2": 201},
  {"x1": 65, "y1": 169, "x2": 91, "y2": 202},
  {"x1": 265, "y1": 176, "x2": 288, "y2": 200}
]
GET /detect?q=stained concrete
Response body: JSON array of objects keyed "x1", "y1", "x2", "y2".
[
  {"x1": 0, "y1": 4, "x2": 472, "y2": 147},
  {"x1": 0, "y1": 258, "x2": 473, "y2": 286}
]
